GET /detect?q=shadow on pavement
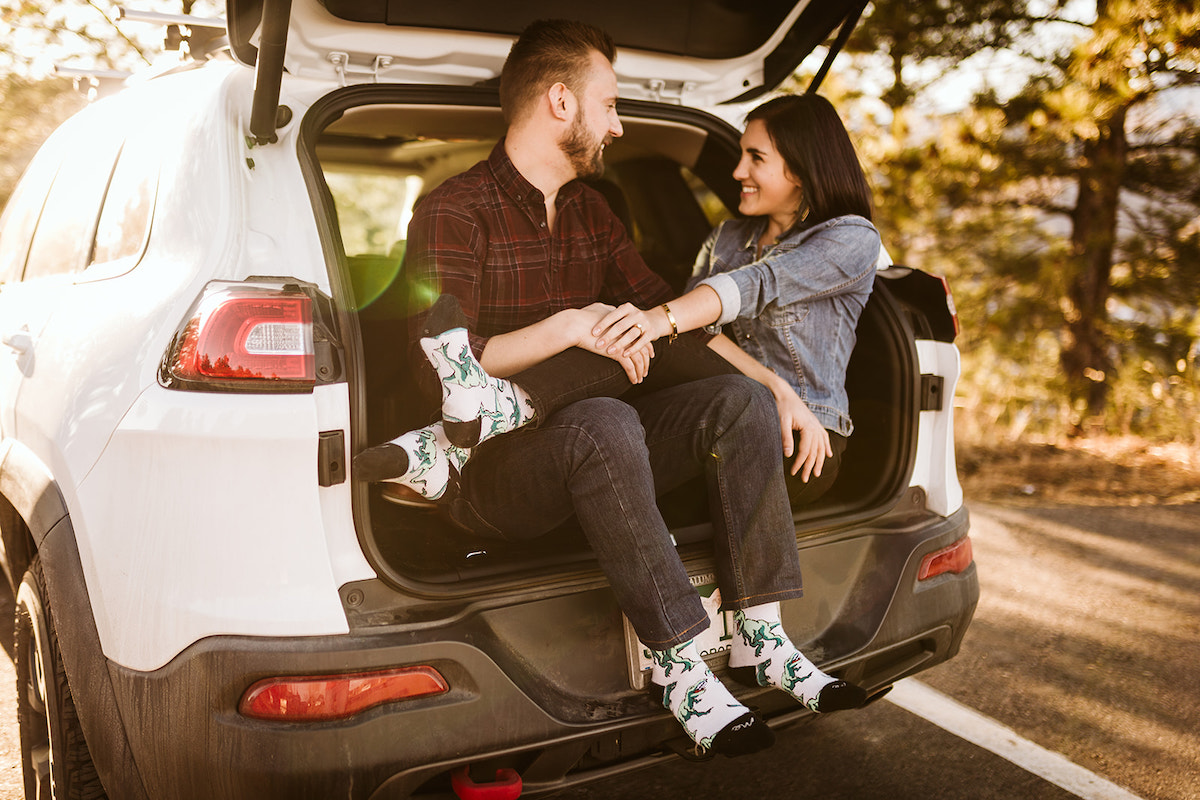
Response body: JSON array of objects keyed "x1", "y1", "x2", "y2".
[{"x1": 919, "y1": 502, "x2": 1200, "y2": 800}]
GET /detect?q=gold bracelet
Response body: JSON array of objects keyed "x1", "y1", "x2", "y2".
[{"x1": 661, "y1": 303, "x2": 678, "y2": 343}]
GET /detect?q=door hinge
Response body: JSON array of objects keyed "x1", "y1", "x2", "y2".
[
  {"x1": 318, "y1": 430, "x2": 347, "y2": 486},
  {"x1": 645, "y1": 79, "x2": 695, "y2": 104},
  {"x1": 326, "y1": 52, "x2": 394, "y2": 85},
  {"x1": 920, "y1": 374, "x2": 945, "y2": 412}
]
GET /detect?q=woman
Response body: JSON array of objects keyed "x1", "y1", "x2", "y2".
[{"x1": 591, "y1": 92, "x2": 881, "y2": 505}]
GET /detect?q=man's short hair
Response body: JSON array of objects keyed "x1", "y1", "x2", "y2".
[{"x1": 499, "y1": 19, "x2": 616, "y2": 124}]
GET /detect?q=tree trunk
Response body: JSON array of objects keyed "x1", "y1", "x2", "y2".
[{"x1": 1061, "y1": 106, "x2": 1127, "y2": 428}]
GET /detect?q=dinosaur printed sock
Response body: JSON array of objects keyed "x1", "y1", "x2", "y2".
[
  {"x1": 352, "y1": 422, "x2": 470, "y2": 500},
  {"x1": 650, "y1": 639, "x2": 774, "y2": 757},
  {"x1": 728, "y1": 602, "x2": 867, "y2": 713},
  {"x1": 420, "y1": 328, "x2": 536, "y2": 448}
]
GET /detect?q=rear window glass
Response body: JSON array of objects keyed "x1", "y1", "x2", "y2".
[
  {"x1": 23, "y1": 125, "x2": 124, "y2": 280},
  {"x1": 0, "y1": 139, "x2": 64, "y2": 284},
  {"x1": 683, "y1": 166, "x2": 731, "y2": 229},
  {"x1": 89, "y1": 143, "x2": 158, "y2": 269}
]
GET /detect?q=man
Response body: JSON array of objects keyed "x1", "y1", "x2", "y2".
[{"x1": 355, "y1": 19, "x2": 864, "y2": 756}]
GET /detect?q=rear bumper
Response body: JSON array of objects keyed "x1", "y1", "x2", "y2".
[{"x1": 90, "y1": 504, "x2": 975, "y2": 799}]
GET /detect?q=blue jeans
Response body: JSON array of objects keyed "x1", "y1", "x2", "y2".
[{"x1": 447, "y1": 374, "x2": 805, "y2": 649}]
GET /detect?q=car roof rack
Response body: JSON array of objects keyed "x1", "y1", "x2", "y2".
[{"x1": 53, "y1": 66, "x2": 134, "y2": 99}]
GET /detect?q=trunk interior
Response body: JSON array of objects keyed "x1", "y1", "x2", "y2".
[{"x1": 308, "y1": 88, "x2": 919, "y2": 586}]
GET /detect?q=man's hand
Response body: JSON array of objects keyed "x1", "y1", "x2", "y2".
[{"x1": 574, "y1": 304, "x2": 655, "y2": 383}]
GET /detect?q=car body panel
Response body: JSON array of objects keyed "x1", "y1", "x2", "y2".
[
  {"x1": 0, "y1": 278, "x2": 63, "y2": 440},
  {"x1": 1, "y1": 65, "x2": 375, "y2": 672},
  {"x1": 911, "y1": 340, "x2": 965, "y2": 516},
  {"x1": 95, "y1": 506, "x2": 974, "y2": 800},
  {"x1": 75, "y1": 385, "x2": 361, "y2": 672}
]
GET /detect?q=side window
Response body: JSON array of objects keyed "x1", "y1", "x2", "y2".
[
  {"x1": 324, "y1": 171, "x2": 424, "y2": 258},
  {"x1": 23, "y1": 126, "x2": 124, "y2": 281},
  {"x1": 90, "y1": 142, "x2": 158, "y2": 269},
  {"x1": 682, "y1": 166, "x2": 733, "y2": 229},
  {"x1": 323, "y1": 169, "x2": 425, "y2": 314},
  {"x1": 0, "y1": 140, "x2": 63, "y2": 284}
]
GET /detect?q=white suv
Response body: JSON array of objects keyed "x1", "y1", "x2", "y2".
[{"x1": 0, "y1": 1, "x2": 976, "y2": 798}]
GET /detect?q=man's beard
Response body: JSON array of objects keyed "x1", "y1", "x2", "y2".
[{"x1": 561, "y1": 110, "x2": 606, "y2": 180}]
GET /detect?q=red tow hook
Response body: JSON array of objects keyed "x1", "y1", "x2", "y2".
[{"x1": 450, "y1": 766, "x2": 522, "y2": 800}]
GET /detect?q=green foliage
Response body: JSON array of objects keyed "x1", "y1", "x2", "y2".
[
  {"x1": 0, "y1": 0, "x2": 223, "y2": 76},
  {"x1": 848, "y1": 0, "x2": 1056, "y2": 108},
  {"x1": 849, "y1": 0, "x2": 1200, "y2": 443}
]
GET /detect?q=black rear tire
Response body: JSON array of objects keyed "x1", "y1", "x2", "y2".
[{"x1": 14, "y1": 555, "x2": 107, "y2": 799}]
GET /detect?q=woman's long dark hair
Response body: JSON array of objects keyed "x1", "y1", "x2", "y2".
[{"x1": 745, "y1": 94, "x2": 873, "y2": 226}]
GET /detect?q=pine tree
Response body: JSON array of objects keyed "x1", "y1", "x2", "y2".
[{"x1": 985, "y1": 0, "x2": 1200, "y2": 429}]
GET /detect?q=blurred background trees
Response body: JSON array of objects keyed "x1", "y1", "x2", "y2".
[
  {"x1": 844, "y1": 0, "x2": 1200, "y2": 443},
  {"x1": 1, "y1": 0, "x2": 220, "y2": 207},
  {"x1": 2, "y1": 0, "x2": 1198, "y2": 445}
]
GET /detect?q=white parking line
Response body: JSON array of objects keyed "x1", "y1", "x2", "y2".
[{"x1": 886, "y1": 679, "x2": 1144, "y2": 800}]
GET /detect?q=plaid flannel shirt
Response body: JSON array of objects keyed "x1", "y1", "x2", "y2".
[{"x1": 404, "y1": 140, "x2": 673, "y2": 361}]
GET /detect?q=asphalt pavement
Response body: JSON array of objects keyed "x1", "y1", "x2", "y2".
[{"x1": 0, "y1": 502, "x2": 1196, "y2": 799}]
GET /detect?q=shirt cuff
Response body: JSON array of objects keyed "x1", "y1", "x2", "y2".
[{"x1": 697, "y1": 274, "x2": 742, "y2": 327}]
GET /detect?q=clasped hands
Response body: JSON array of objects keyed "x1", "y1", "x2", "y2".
[
  {"x1": 591, "y1": 302, "x2": 669, "y2": 355},
  {"x1": 570, "y1": 302, "x2": 670, "y2": 385}
]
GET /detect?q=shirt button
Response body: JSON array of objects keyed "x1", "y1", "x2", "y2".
[{"x1": 539, "y1": 221, "x2": 546, "y2": 228}]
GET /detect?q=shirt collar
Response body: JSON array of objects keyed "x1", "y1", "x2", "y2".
[
  {"x1": 738, "y1": 217, "x2": 770, "y2": 253},
  {"x1": 488, "y1": 138, "x2": 584, "y2": 209},
  {"x1": 738, "y1": 215, "x2": 829, "y2": 255},
  {"x1": 489, "y1": 139, "x2": 538, "y2": 206}
]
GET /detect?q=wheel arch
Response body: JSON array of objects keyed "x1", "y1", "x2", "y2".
[
  {"x1": 0, "y1": 439, "x2": 66, "y2": 591},
  {"x1": 0, "y1": 438, "x2": 151, "y2": 800}
]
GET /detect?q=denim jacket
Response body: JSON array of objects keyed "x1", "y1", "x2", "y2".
[{"x1": 688, "y1": 214, "x2": 882, "y2": 436}]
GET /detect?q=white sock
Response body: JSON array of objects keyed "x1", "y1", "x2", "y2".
[
  {"x1": 380, "y1": 422, "x2": 470, "y2": 500},
  {"x1": 420, "y1": 328, "x2": 535, "y2": 446},
  {"x1": 650, "y1": 640, "x2": 770, "y2": 754},
  {"x1": 729, "y1": 602, "x2": 863, "y2": 713}
]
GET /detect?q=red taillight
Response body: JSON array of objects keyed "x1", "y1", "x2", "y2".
[
  {"x1": 239, "y1": 666, "x2": 449, "y2": 722},
  {"x1": 918, "y1": 536, "x2": 973, "y2": 581},
  {"x1": 163, "y1": 283, "x2": 315, "y2": 391}
]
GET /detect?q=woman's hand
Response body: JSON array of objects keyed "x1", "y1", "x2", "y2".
[
  {"x1": 769, "y1": 377, "x2": 832, "y2": 482},
  {"x1": 573, "y1": 304, "x2": 655, "y2": 383},
  {"x1": 591, "y1": 303, "x2": 669, "y2": 356}
]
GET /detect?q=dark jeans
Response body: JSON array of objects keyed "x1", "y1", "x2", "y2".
[
  {"x1": 786, "y1": 430, "x2": 848, "y2": 506},
  {"x1": 447, "y1": 373, "x2": 805, "y2": 649},
  {"x1": 415, "y1": 293, "x2": 737, "y2": 422},
  {"x1": 511, "y1": 332, "x2": 743, "y2": 420},
  {"x1": 516, "y1": 336, "x2": 848, "y2": 509}
]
